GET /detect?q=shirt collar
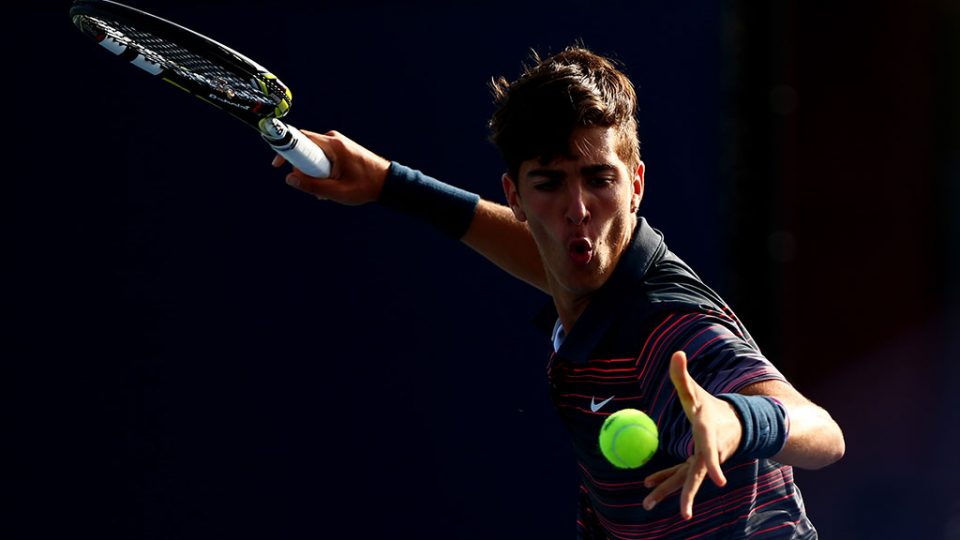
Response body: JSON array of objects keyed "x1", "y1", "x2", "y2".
[
  {"x1": 536, "y1": 217, "x2": 666, "y2": 363},
  {"x1": 551, "y1": 318, "x2": 566, "y2": 352}
]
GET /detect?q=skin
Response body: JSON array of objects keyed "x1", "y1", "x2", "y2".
[
  {"x1": 501, "y1": 125, "x2": 643, "y2": 333},
  {"x1": 275, "y1": 127, "x2": 845, "y2": 521}
]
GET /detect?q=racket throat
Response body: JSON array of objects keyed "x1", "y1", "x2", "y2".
[{"x1": 260, "y1": 118, "x2": 293, "y2": 145}]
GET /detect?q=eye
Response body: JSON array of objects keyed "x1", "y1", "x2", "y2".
[
  {"x1": 532, "y1": 179, "x2": 560, "y2": 191},
  {"x1": 588, "y1": 177, "x2": 615, "y2": 187}
]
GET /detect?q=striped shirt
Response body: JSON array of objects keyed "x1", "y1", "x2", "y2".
[{"x1": 543, "y1": 218, "x2": 816, "y2": 539}]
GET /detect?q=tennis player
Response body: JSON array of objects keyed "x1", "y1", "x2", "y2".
[{"x1": 275, "y1": 46, "x2": 844, "y2": 538}]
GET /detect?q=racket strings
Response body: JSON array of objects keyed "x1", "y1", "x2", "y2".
[{"x1": 77, "y1": 14, "x2": 274, "y2": 108}]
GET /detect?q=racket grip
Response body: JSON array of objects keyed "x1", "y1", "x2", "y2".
[{"x1": 262, "y1": 121, "x2": 331, "y2": 178}]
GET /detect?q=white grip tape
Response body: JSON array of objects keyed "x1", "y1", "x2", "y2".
[{"x1": 267, "y1": 125, "x2": 331, "y2": 178}]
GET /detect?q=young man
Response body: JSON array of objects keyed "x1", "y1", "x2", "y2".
[{"x1": 274, "y1": 47, "x2": 844, "y2": 538}]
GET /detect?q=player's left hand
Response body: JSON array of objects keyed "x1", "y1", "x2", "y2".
[{"x1": 641, "y1": 351, "x2": 743, "y2": 520}]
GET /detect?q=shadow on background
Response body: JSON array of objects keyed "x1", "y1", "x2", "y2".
[{"x1": 9, "y1": 1, "x2": 958, "y2": 538}]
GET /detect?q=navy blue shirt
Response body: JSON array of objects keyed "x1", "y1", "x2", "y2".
[{"x1": 543, "y1": 218, "x2": 816, "y2": 539}]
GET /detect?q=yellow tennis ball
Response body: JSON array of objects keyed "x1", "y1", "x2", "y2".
[{"x1": 599, "y1": 408, "x2": 659, "y2": 469}]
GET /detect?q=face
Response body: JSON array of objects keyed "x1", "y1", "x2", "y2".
[{"x1": 503, "y1": 125, "x2": 644, "y2": 304}]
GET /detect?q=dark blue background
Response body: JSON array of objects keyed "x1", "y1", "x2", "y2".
[{"x1": 10, "y1": 1, "x2": 958, "y2": 538}]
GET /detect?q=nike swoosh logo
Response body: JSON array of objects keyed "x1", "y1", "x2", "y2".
[{"x1": 590, "y1": 395, "x2": 615, "y2": 412}]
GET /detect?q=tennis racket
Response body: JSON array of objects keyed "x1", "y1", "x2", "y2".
[{"x1": 69, "y1": 0, "x2": 331, "y2": 178}]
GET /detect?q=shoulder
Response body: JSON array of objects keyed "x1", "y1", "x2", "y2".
[
  {"x1": 642, "y1": 250, "x2": 727, "y2": 311},
  {"x1": 605, "y1": 248, "x2": 738, "y2": 344},
  {"x1": 614, "y1": 306, "x2": 783, "y2": 394}
]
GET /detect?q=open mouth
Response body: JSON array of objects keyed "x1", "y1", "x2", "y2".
[{"x1": 568, "y1": 238, "x2": 594, "y2": 265}]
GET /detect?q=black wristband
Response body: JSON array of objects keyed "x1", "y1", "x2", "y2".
[
  {"x1": 378, "y1": 162, "x2": 481, "y2": 240},
  {"x1": 717, "y1": 393, "x2": 789, "y2": 460}
]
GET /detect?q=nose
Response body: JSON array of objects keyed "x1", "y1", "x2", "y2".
[{"x1": 565, "y1": 184, "x2": 590, "y2": 225}]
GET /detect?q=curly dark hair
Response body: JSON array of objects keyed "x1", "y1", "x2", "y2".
[{"x1": 488, "y1": 46, "x2": 641, "y2": 181}]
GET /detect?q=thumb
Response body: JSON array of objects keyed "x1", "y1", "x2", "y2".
[{"x1": 669, "y1": 351, "x2": 698, "y2": 407}]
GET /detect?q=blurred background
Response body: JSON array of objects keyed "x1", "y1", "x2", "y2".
[{"x1": 10, "y1": 0, "x2": 958, "y2": 538}]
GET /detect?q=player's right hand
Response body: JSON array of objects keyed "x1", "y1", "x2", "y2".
[
  {"x1": 273, "y1": 129, "x2": 391, "y2": 206},
  {"x1": 642, "y1": 351, "x2": 742, "y2": 520}
]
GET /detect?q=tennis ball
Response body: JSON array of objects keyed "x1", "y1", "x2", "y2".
[{"x1": 599, "y1": 408, "x2": 659, "y2": 469}]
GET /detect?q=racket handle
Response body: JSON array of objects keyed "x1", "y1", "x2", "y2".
[{"x1": 261, "y1": 120, "x2": 331, "y2": 178}]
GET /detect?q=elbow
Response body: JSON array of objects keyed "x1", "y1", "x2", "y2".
[
  {"x1": 783, "y1": 419, "x2": 845, "y2": 470},
  {"x1": 814, "y1": 442, "x2": 845, "y2": 470},
  {"x1": 807, "y1": 426, "x2": 846, "y2": 470},
  {"x1": 828, "y1": 430, "x2": 846, "y2": 465}
]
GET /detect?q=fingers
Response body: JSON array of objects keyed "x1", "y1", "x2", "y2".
[
  {"x1": 642, "y1": 457, "x2": 725, "y2": 518},
  {"x1": 285, "y1": 170, "x2": 344, "y2": 201},
  {"x1": 676, "y1": 430, "x2": 731, "y2": 517},
  {"x1": 643, "y1": 461, "x2": 689, "y2": 511},
  {"x1": 272, "y1": 154, "x2": 286, "y2": 168},
  {"x1": 644, "y1": 463, "x2": 684, "y2": 487},
  {"x1": 678, "y1": 431, "x2": 724, "y2": 515},
  {"x1": 706, "y1": 447, "x2": 728, "y2": 488},
  {"x1": 691, "y1": 410, "x2": 729, "y2": 490}
]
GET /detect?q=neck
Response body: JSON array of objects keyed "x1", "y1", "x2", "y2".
[{"x1": 552, "y1": 289, "x2": 593, "y2": 335}]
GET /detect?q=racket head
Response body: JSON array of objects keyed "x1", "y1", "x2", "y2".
[{"x1": 70, "y1": 0, "x2": 292, "y2": 130}]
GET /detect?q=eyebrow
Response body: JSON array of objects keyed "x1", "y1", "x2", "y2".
[
  {"x1": 527, "y1": 163, "x2": 619, "y2": 178},
  {"x1": 582, "y1": 164, "x2": 619, "y2": 175}
]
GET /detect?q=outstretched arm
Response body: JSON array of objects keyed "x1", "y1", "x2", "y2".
[
  {"x1": 275, "y1": 130, "x2": 546, "y2": 291},
  {"x1": 643, "y1": 351, "x2": 844, "y2": 520}
]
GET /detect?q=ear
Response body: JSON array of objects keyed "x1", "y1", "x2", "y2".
[
  {"x1": 630, "y1": 161, "x2": 645, "y2": 214},
  {"x1": 502, "y1": 173, "x2": 527, "y2": 221}
]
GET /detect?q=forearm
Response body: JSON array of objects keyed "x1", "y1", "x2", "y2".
[
  {"x1": 284, "y1": 141, "x2": 546, "y2": 288},
  {"x1": 380, "y1": 162, "x2": 547, "y2": 292},
  {"x1": 740, "y1": 381, "x2": 845, "y2": 470},
  {"x1": 461, "y1": 200, "x2": 548, "y2": 293}
]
